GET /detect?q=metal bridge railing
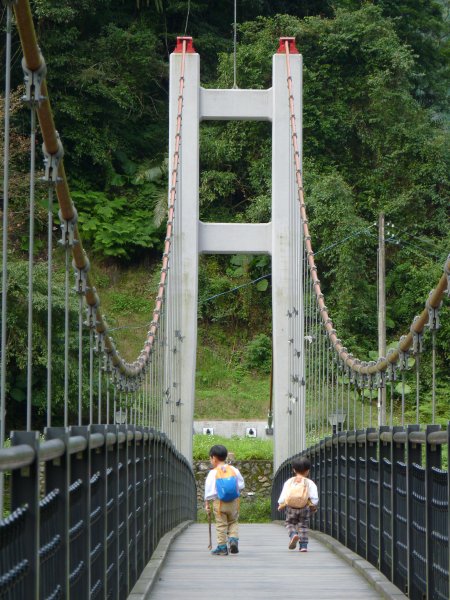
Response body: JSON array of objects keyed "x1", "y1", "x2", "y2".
[
  {"x1": 272, "y1": 425, "x2": 449, "y2": 600},
  {"x1": 0, "y1": 426, "x2": 196, "y2": 599}
]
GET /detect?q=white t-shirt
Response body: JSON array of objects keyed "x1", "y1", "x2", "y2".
[
  {"x1": 204, "y1": 464, "x2": 245, "y2": 501},
  {"x1": 278, "y1": 476, "x2": 319, "y2": 506}
]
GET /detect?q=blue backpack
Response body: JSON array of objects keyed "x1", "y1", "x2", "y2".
[{"x1": 215, "y1": 465, "x2": 240, "y2": 502}]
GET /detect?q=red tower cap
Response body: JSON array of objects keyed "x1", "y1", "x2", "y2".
[
  {"x1": 277, "y1": 37, "x2": 299, "y2": 54},
  {"x1": 174, "y1": 36, "x2": 196, "y2": 53}
]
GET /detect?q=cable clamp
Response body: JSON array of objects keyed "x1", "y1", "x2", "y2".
[
  {"x1": 22, "y1": 55, "x2": 47, "y2": 106},
  {"x1": 85, "y1": 298, "x2": 100, "y2": 329},
  {"x1": 42, "y1": 134, "x2": 64, "y2": 185},
  {"x1": 410, "y1": 317, "x2": 423, "y2": 354},
  {"x1": 73, "y1": 257, "x2": 91, "y2": 295},
  {"x1": 397, "y1": 335, "x2": 410, "y2": 370},
  {"x1": 102, "y1": 352, "x2": 113, "y2": 374},
  {"x1": 425, "y1": 291, "x2": 442, "y2": 330},
  {"x1": 294, "y1": 348, "x2": 301, "y2": 358},
  {"x1": 58, "y1": 208, "x2": 78, "y2": 247},
  {"x1": 443, "y1": 254, "x2": 450, "y2": 297},
  {"x1": 291, "y1": 375, "x2": 299, "y2": 383},
  {"x1": 175, "y1": 330, "x2": 184, "y2": 342},
  {"x1": 386, "y1": 349, "x2": 398, "y2": 382},
  {"x1": 95, "y1": 331, "x2": 105, "y2": 354}
]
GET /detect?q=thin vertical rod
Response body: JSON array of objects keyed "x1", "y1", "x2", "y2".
[
  {"x1": 431, "y1": 329, "x2": 436, "y2": 424},
  {"x1": 0, "y1": 2, "x2": 13, "y2": 514},
  {"x1": 47, "y1": 187, "x2": 54, "y2": 427},
  {"x1": 78, "y1": 295, "x2": 83, "y2": 425},
  {"x1": 233, "y1": 0, "x2": 237, "y2": 88},
  {"x1": 26, "y1": 106, "x2": 37, "y2": 431},
  {"x1": 63, "y1": 248, "x2": 70, "y2": 426}
]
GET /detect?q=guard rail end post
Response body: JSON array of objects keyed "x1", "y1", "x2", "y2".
[{"x1": 11, "y1": 430, "x2": 40, "y2": 600}]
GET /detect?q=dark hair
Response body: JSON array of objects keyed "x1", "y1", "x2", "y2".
[
  {"x1": 291, "y1": 456, "x2": 311, "y2": 474},
  {"x1": 209, "y1": 445, "x2": 228, "y2": 461}
]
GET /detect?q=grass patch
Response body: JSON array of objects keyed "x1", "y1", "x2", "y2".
[
  {"x1": 195, "y1": 325, "x2": 271, "y2": 419},
  {"x1": 193, "y1": 434, "x2": 273, "y2": 460}
]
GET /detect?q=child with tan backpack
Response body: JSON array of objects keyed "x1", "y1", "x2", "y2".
[{"x1": 277, "y1": 456, "x2": 319, "y2": 551}]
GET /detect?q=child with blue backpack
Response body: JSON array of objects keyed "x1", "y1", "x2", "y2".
[{"x1": 204, "y1": 444, "x2": 245, "y2": 556}]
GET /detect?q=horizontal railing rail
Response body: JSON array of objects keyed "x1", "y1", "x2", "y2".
[
  {"x1": 0, "y1": 426, "x2": 197, "y2": 600},
  {"x1": 272, "y1": 423, "x2": 449, "y2": 600}
]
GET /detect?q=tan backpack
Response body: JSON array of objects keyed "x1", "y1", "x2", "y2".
[{"x1": 285, "y1": 476, "x2": 309, "y2": 508}]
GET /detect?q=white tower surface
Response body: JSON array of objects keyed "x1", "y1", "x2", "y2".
[{"x1": 168, "y1": 37, "x2": 304, "y2": 469}]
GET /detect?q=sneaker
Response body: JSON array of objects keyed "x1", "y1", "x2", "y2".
[
  {"x1": 288, "y1": 534, "x2": 299, "y2": 550},
  {"x1": 299, "y1": 543, "x2": 308, "y2": 552},
  {"x1": 211, "y1": 544, "x2": 228, "y2": 556},
  {"x1": 229, "y1": 537, "x2": 239, "y2": 554}
]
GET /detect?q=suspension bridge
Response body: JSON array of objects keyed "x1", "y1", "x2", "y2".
[{"x1": 0, "y1": 1, "x2": 449, "y2": 599}]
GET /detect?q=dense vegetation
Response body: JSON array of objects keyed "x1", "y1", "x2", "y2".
[{"x1": 1, "y1": 0, "x2": 449, "y2": 428}]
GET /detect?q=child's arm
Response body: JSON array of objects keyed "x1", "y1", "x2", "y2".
[
  {"x1": 204, "y1": 469, "x2": 216, "y2": 507},
  {"x1": 233, "y1": 467, "x2": 245, "y2": 490},
  {"x1": 277, "y1": 479, "x2": 290, "y2": 510}
]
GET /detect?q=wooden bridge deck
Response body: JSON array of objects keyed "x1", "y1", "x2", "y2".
[{"x1": 144, "y1": 523, "x2": 385, "y2": 599}]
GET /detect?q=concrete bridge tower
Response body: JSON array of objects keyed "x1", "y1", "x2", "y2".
[{"x1": 168, "y1": 37, "x2": 304, "y2": 469}]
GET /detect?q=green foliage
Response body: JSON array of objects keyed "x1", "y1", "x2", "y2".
[
  {"x1": 193, "y1": 434, "x2": 273, "y2": 460},
  {"x1": 244, "y1": 334, "x2": 272, "y2": 373},
  {"x1": 0, "y1": 259, "x2": 90, "y2": 430},
  {"x1": 73, "y1": 188, "x2": 162, "y2": 258}
]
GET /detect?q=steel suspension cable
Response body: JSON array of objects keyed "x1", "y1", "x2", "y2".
[
  {"x1": 0, "y1": 0, "x2": 13, "y2": 516},
  {"x1": 12, "y1": 1, "x2": 189, "y2": 399},
  {"x1": 26, "y1": 104, "x2": 36, "y2": 431},
  {"x1": 282, "y1": 40, "x2": 450, "y2": 382},
  {"x1": 46, "y1": 186, "x2": 54, "y2": 427}
]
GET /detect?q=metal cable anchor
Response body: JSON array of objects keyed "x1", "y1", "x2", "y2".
[{"x1": 22, "y1": 54, "x2": 46, "y2": 106}]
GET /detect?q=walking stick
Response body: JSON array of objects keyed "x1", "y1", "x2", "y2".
[{"x1": 207, "y1": 505, "x2": 212, "y2": 549}]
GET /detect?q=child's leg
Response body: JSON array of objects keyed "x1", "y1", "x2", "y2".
[
  {"x1": 226, "y1": 499, "x2": 239, "y2": 541},
  {"x1": 298, "y1": 507, "x2": 310, "y2": 547},
  {"x1": 213, "y1": 500, "x2": 229, "y2": 546},
  {"x1": 284, "y1": 506, "x2": 300, "y2": 537}
]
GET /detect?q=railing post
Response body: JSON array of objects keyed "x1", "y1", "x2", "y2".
[
  {"x1": 379, "y1": 425, "x2": 392, "y2": 580},
  {"x1": 45, "y1": 427, "x2": 70, "y2": 599},
  {"x1": 319, "y1": 439, "x2": 326, "y2": 532},
  {"x1": 392, "y1": 426, "x2": 407, "y2": 593},
  {"x1": 407, "y1": 424, "x2": 421, "y2": 599},
  {"x1": 11, "y1": 431, "x2": 40, "y2": 600},
  {"x1": 347, "y1": 431, "x2": 357, "y2": 551},
  {"x1": 106, "y1": 424, "x2": 120, "y2": 600},
  {"x1": 90, "y1": 424, "x2": 108, "y2": 599},
  {"x1": 69, "y1": 425, "x2": 91, "y2": 599},
  {"x1": 127, "y1": 425, "x2": 137, "y2": 588},
  {"x1": 425, "y1": 424, "x2": 442, "y2": 600},
  {"x1": 117, "y1": 424, "x2": 129, "y2": 597},
  {"x1": 136, "y1": 426, "x2": 145, "y2": 576},
  {"x1": 355, "y1": 429, "x2": 366, "y2": 558},
  {"x1": 366, "y1": 427, "x2": 379, "y2": 568},
  {"x1": 331, "y1": 433, "x2": 337, "y2": 539}
]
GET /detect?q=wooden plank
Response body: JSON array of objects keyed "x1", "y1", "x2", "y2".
[{"x1": 149, "y1": 524, "x2": 382, "y2": 599}]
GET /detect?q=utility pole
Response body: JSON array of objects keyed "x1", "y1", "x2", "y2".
[{"x1": 378, "y1": 213, "x2": 386, "y2": 425}]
